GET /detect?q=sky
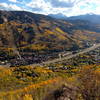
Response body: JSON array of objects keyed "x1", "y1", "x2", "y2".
[{"x1": 0, "y1": 0, "x2": 100, "y2": 16}]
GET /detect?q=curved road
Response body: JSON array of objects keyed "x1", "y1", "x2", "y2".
[{"x1": 31, "y1": 43, "x2": 100, "y2": 66}]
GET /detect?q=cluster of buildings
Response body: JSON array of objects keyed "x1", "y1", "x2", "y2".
[{"x1": 1, "y1": 43, "x2": 100, "y2": 67}]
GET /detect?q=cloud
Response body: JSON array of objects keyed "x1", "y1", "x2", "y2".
[
  {"x1": 47, "y1": 0, "x2": 76, "y2": 8},
  {"x1": 26, "y1": 0, "x2": 100, "y2": 16},
  {"x1": 27, "y1": 0, "x2": 48, "y2": 9},
  {"x1": 10, "y1": 4, "x2": 22, "y2": 10},
  {"x1": 8, "y1": 0, "x2": 17, "y2": 3},
  {"x1": 26, "y1": 0, "x2": 51, "y2": 14},
  {"x1": 0, "y1": 3, "x2": 23, "y2": 10},
  {"x1": 75, "y1": 0, "x2": 100, "y2": 15},
  {"x1": 0, "y1": 0, "x2": 100, "y2": 16}
]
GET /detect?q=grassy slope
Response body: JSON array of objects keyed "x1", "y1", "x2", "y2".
[{"x1": 0, "y1": 64, "x2": 100, "y2": 100}]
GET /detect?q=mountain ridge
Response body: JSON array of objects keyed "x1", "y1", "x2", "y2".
[
  {"x1": 0, "y1": 10, "x2": 100, "y2": 65},
  {"x1": 48, "y1": 13, "x2": 100, "y2": 24}
]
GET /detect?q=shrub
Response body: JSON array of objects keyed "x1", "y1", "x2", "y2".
[{"x1": 77, "y1": 66, "x2": 100, "y2": 100}]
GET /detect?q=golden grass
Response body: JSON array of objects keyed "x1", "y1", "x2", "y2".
[{"x1": 0, "y1": 77, "x2": 63, "y2": 100}]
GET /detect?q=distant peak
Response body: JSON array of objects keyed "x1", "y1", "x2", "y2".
[
  {"x1": 48, "y1": 13, "x2": 67, "y2": 19},
  {"x1": 87, "y1": 13, "x2": 95, "y2": 15}
]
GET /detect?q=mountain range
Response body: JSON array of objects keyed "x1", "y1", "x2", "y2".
[
  {"x1": 49, "y1": 13, "x2": 100, "y2": 24},
  {"x1": 0, "y1": 10, "x2": 100, "y2": 65}
]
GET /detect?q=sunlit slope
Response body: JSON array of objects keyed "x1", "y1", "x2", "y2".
[{"x1": 0, "y1": 11, "x2": 100, "y2": 52}]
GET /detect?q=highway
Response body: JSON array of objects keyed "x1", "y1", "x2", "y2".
[{"x1": 31, "y1": 43, "x2": 100, "y2": 66}]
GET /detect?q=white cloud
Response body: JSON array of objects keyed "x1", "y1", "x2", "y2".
[
  {"x1": 27, "y1": 0, "x2": 50, "y2": 9},
  {"x1": 9, "y1": 0, "x2": 17, "y2": 3},
  {"x1": 62, "y1": 0, "x2": 100, "y2": 16},
  {"x1": 0, "y1": 3, "x2": 8, "y2": 8},
  {"x1": 26, "y1": 0, "x2": 100, "y2": 16},
  {"x1": 0, "y1": 0, "x2": 100, "y2": 16},
  {"x1": 26, "y1": 0, "x2": 51, "y2": 14},
  {"x1": 0, "y1": 3, "x2": 23, "y2": 10},
  {"x1": 10, "y1": 4, "x2": 22, "y2": 10}
]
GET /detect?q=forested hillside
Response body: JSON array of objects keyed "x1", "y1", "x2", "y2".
[{"x1": 0, "y1": 11, "x2": 100, "y2": 66}]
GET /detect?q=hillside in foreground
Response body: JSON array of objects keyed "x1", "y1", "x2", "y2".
[{"x1": 0, "y1": 64, "x2": 100, "y2": 100}]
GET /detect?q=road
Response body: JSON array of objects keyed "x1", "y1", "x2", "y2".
[{"x1": 31, "y1": 43, "x2": 100, "y2": 66}]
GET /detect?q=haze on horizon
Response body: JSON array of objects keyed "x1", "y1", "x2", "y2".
[{"x1": 0, "y1": 0, "x2": 100, "y2": 17}]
